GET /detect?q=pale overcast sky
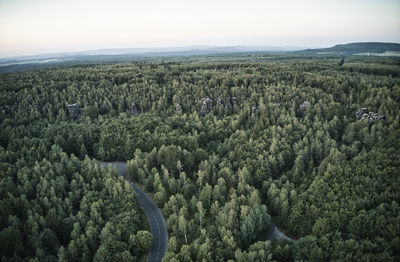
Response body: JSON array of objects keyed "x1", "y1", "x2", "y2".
[{"x1": 0, "y1": 0, "x2": 399, "y2": 57}]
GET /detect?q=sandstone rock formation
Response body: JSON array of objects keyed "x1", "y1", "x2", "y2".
[
  {"x1": 67, "y1": 103, "x2": 84, "y2": 119},
  {"x1": 231, "y1": 97, "x2": 239, "y2": 105},
  {"x1": 1, "y1": 105, "x2": 13, "y2": 115},
  {"x1": 251, "y1": 106, "x2": 260, "y2": 117},
  {"x1": 196, "y1": 98, "x2": 214, "y2": 115},
  {"x1": 356, "y1": 107, "x2": 384, "y2": 121},
  {"x1": 196, "y1": 97, "x2": 240, "y2": 115},
  {"x1": 216, "y1": 98, "x2": 232, "y2": 109},
  {"x1": 299, "y1": 101, "x2": 309, "y2": 109},
  {"x1": 130, "y1": 102, "x2": 140, "y2": 115},
  {"x1": 175, "y1": 104, "x2": 183, "y2": 114}
]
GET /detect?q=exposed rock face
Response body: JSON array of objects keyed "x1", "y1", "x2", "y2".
[
  {"x1": 1, "y1": 105, "x2": 13, "y2": 115},
  {"x1": 196, "y1": 98, "x2": 214, "y2": 115},
  {"x1": 216, "y1": 98, "x2": 232, "y2": 109},
  {"x1": 130, "y1": 102, "x2": 140, "y2": 115},
  {"x1": 356, "y1": 107, "x2": 368, "y2": 119},
  {"x1": 67, "y1": 103, "x2": 83, "y2": 119},
  {"x1": 196, "y1": 97, "x2": 240, "y2": 115},
  {"x1": 231, "y1": 97, "x2": 239, "y2": 105},
  {"x1": 251, "y1": 106, "x2": 260, "y2": 117},
  {"x1": 356, "y1": 107, "x2": 384, "y2": 121},
  {"x1": 175, "y1": 104, "x2": 183, "y2": 114},
  {"x1": 299, "y1": 101, "x2": 309, "y2": 109}
]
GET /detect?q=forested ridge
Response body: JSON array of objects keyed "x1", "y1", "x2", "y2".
[{"x1": 1, "y1": 55, "x2": 399, "y2": 261}]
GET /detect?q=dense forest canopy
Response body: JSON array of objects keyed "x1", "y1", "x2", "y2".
[{"x1": 1, "y1": 54, "x2": 399, "y2": 261}]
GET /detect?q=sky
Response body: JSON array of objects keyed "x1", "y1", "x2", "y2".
[{"x1": 0, "y1": 0, "x2": 399, "y2": 57}]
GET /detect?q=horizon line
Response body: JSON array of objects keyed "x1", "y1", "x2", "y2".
[{"x1": 1, "y1": 41, "x2": 399, "y2": 60}]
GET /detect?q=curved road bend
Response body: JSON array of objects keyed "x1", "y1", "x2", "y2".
[
  {"x1": 99, "y1": 161, "x2": 168, "y2": 262},
  {"x1": 266, "y1": 219, "x2": 295, "y2": 242}
]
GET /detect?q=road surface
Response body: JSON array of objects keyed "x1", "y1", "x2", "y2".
[
  {"x1": 99, "y1": 161, "x2": 168, "y2": 262},
  {"x1": 98, "y1": 160, "x2": 293, "y2": 254},
  {"x1": 266, "y1": 219, "x2": 295, "y2": 242}
]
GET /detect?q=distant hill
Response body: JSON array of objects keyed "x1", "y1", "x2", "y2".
[
  {"x1": 299, "y1": 42, "x2": 400, "y2": 56},
  {"x1": 0, "y1": 45, "x2": 307, "y2": 70},
  {"x1": 0, "y1": 45, "x2": 303, "y2": 62}
]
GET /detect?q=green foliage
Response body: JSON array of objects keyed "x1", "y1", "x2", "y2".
[
  {"x1": 85, "y1": 105, "x2": 99, "y2": 119},
  {"x1": 1, "y1": 55, "x2": 399, "y2": 261},
  {"x1": 0, "y1": 148, "x2": 147, "y2": 261},
  {"x1": 135, "y1": 230, "x2": 153, "y2": 253}
]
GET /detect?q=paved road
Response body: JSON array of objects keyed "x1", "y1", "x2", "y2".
[
  {"x1": 99, "y1": 161, "x2": 168, "y2": 262},
  {"x1": 266, "y1": 218, "x2": 295, "y2": 242},
  {"x1": 98, "y1": 161, "x2": 292, "y2": 251}
]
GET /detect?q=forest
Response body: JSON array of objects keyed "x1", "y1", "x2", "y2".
[{"x1": 1, "y1": 54, "x2": 399, "y2": 261}]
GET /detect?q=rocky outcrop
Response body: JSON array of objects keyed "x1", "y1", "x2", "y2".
[
  {"x1": 130, "y1": 102, "x2": 140, "y2": 115},
  {"x1": 356, "y1": 107, "x2": 384, "y2": 121},
  {"x1": 251, "y1": 106, "x2": 260, "y2": 117},
  {"x1": 196, "y1": 98, "x2": 214, "y2": 115},
  {"x1": 299, "y1": 101, "x2": 309, "y2": 109},
  {"x1": 231, "y1": 97, "x2": 239, "y2": 106},
  {"x1": 1, "y1": 105, "x2": 13, "y2": 115},
  {"x1": 216, "y1": 98, "x2": 232, "y2": 109},
  {"x1": 196, "y1": 97, "x2": 241, "y2": 115},
  {"x1": 67, "y1": 103, "x2": 84, "y2": 119},
  {"x1": 175, "y1": 104, "x2": 183, "y2": 114},
  {"x1": 356, "y1": 107, "x2": 368, "y2": 119}
]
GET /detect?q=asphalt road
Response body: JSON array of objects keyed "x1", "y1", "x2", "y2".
[
  {"x1": 98, "y1": 160, "x2": 293, "y2": 256},
  {"x1": 266, "y1": 219, "x2": 295, "y2": 242},
  {"x1": 99, "y1": 161, "x2": 168, "y2": 262}
]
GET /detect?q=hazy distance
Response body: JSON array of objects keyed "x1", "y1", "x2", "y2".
[{"x1": 0, "y1": 0, "x2": 399, "y2": 57}]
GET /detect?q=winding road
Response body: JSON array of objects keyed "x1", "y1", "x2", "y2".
[
  {"x1": 99, "y1": 161, "x2": 168, "y2": 262},
  {"x1": 98, "y1": 160, "x2": 293, "y2": 261}
]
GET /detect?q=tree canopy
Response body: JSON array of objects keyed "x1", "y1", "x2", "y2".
[{"x1": 1, "y1": 54, "x2": 399, "y2": 261}]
